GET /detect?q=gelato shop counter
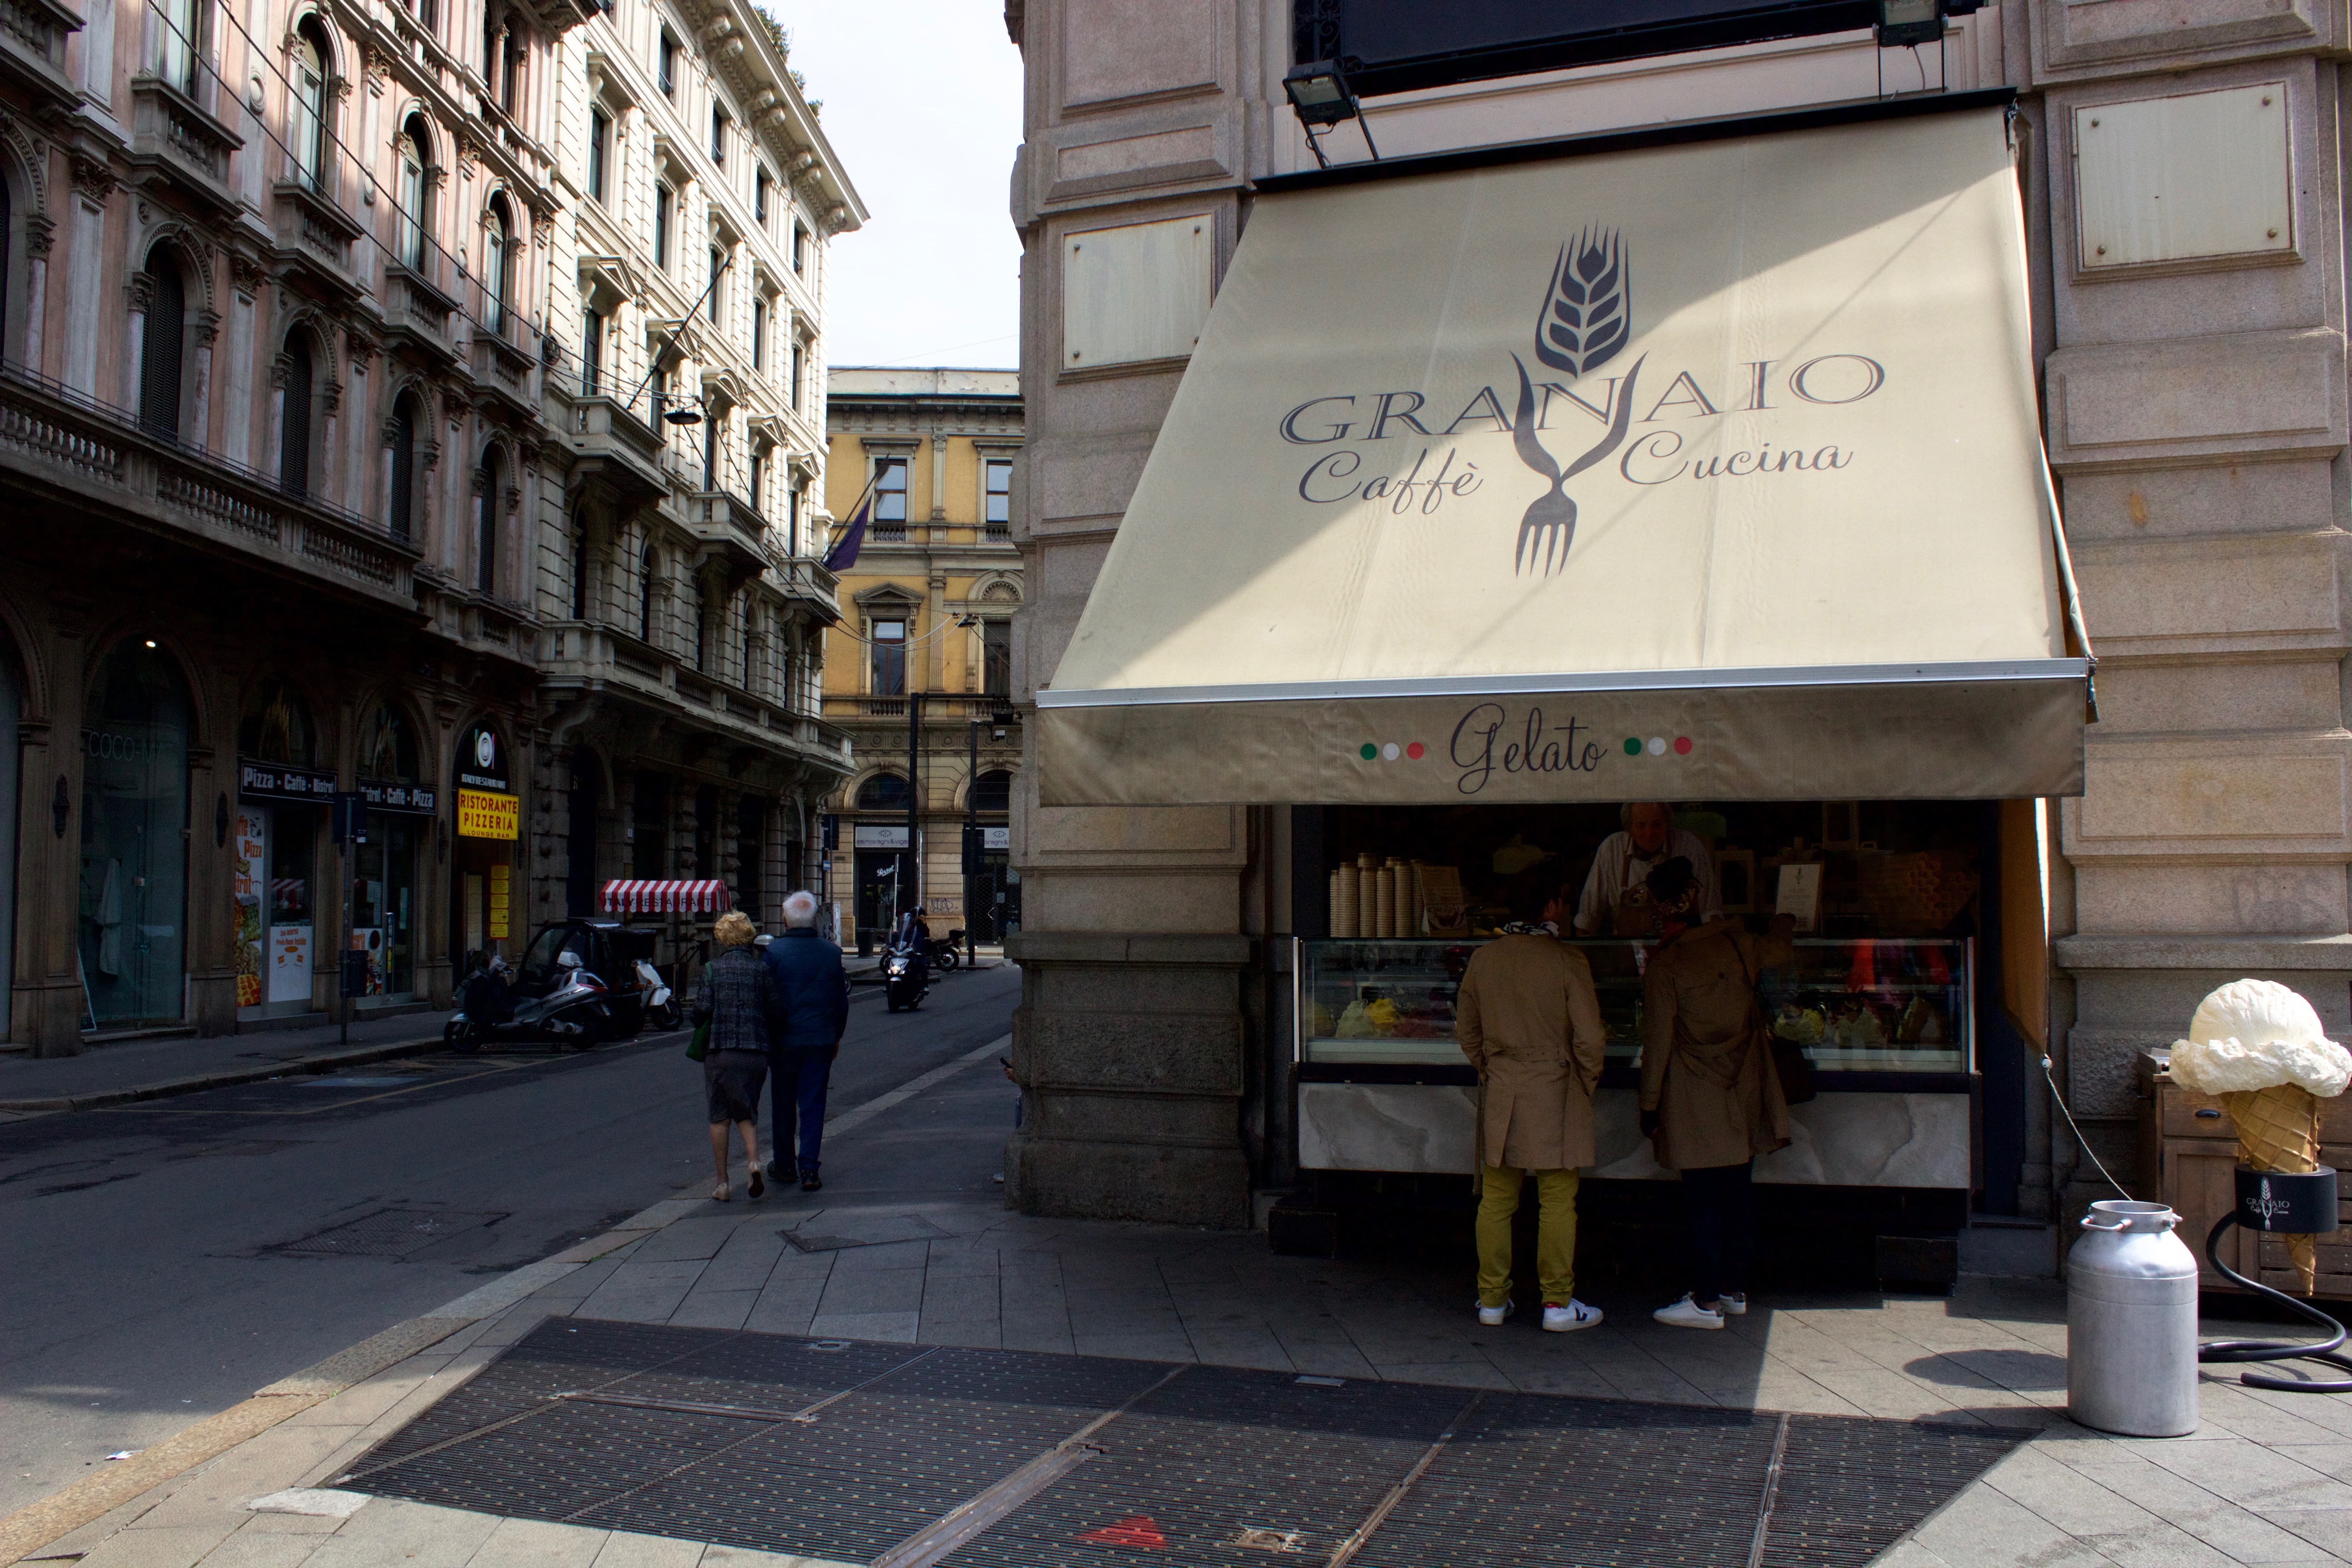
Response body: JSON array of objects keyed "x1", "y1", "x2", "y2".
[{"x1": 1294, "y1": 935, "x2": 1976, "y2": 1191}]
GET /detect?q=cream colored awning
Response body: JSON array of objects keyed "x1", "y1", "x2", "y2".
[{"x1": 1038, "y1": 101, "x2": 2089, "y2": 807}]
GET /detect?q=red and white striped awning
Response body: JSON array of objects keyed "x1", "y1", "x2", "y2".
[{"x1": 601, "y1": 880, "x2": 733, "y2": 915}]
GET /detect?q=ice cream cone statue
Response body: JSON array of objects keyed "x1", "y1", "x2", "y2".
[{"x1": 2170, "y1": 980, "x2": 2352, "y2": 1294}]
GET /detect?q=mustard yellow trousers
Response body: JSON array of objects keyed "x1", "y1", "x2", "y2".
[{"x1": 1476, "y1": 1165, "x2": 1581, "y2": 1307}]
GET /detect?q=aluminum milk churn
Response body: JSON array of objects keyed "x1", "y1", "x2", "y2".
[{"x1": 2068, "y1": 1200, "x2": 2200, "y2": 1437}]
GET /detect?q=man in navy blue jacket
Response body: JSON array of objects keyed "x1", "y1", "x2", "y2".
[{"x1": 763, "y1": 889, "x2": 851, "y2": 1190}]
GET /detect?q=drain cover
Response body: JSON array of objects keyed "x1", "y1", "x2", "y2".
[{"x1": 278, "y1": 1209, "x2": 505, "y2": 1258}]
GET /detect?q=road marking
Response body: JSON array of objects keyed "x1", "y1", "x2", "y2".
[{"x1": 823, "y1": 1035, "x2": 1009, "y2": 1141}]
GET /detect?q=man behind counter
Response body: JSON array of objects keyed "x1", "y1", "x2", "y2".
[{"x1": 1573, "y1": 801, "x2": 1720, "y2": 937}]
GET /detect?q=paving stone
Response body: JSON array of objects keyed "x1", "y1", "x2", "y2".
[{"x1": 465, "y1": 1516, "x2": 613, "y2": 1567}]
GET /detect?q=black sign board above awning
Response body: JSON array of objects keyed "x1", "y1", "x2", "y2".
[
  {"x1": 359, "y1": 779, "x2": 439, "y2": 816},
  {"x1": 456, "y1": 723, "x2": 510, "y2": 793},
  {"x1": 240, "y1": 760, "x2": 337, "y2": 805}
]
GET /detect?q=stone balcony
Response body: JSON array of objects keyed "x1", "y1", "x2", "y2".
[
  {"x1": 470, "y1": 319, "x2": 540, "y2": 423},
  {"x1": 0, "y1": 363, "x2": 420, "y2": 609},
  {"x1": 383, "y1": 265, "x2": 462, "y2": 367},
  {"x1": 686, "y1": 489, "x2": 769, "y2": 579},
  {"x1": 271, "y1": 178, "x2": 368, "y2": 302},
  {"x1": 559, "y1": 386, "x2": 672, "y2": 506},
  {"x1": 539, "y1": 618, "x2": 854, "y2": 774},
  {"x1": 127, "y1": 75, "x2": 243, "y2": 215},
  {"x1": 0, "y1": 0, "x2": 80, "y2": 109}
]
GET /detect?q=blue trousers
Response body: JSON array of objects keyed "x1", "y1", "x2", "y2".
[{"x1": 769, "y1": 1047, "x2": 833, "y2": 1176}]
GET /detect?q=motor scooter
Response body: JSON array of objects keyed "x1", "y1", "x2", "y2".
[
  {"x1": 445, "y1": 951, "x2": 617, "y2": 1049},
  {"x1": 883, "y1": 946, "x2": 930, "y2": 1013},
  {"x1": 636, "y1": 957, "x2": 681, "y2": 1029}
]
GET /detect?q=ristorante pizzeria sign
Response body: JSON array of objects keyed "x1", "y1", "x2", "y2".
[{"x1": 1034, "y1": 103, "x2": 2087, "y2": 808}]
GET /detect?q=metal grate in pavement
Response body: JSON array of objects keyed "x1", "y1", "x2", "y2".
[
  {"x1": 274, "y1": 1208, "x2": 505, "y2": 1258},
  {"x1": 347, "y1": 1318, "x2": 2034, "y2": 1568}
]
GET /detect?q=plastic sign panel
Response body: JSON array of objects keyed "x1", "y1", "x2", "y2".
[{"x1": 457, "y1": 788, "x2": 520, "y2": 841}]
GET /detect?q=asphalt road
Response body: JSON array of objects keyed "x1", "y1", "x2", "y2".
[{"x1": 0, "y1": 961, "x2": 1020, "y2": 1516}]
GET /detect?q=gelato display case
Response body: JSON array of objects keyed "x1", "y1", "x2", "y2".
[{"x1": 1292, "y1": 934, "x2": 1977, "y2": 1188}]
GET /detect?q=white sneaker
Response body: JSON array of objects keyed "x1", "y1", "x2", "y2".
[
  {"x1": 1653, "y1": 1294, "x2": 1725, "y2": 1329},
  {"x1": 1718, "y1": 1292, "x2": 1747, "y2": 1316},
  {"x1": 1476, "y1": 1299, "x2": 1515, "y2": 1326},
  {"x1": 1542, "y1": 1300, "x2": 1603, "y2": 1332}
]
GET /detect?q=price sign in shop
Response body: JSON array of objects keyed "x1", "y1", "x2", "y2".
[{"x1": 457, "y1": 788, "x2": 519, "y2": 841}]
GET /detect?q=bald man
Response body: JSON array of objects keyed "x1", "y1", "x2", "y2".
[{"x1": 1573, "y1": 802, "x2": 1720, "y2": 938}]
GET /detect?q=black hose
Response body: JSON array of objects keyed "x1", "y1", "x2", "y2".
[{"x1": 2200, "y1": 1215, "x2": 2352, "y2": 1392}]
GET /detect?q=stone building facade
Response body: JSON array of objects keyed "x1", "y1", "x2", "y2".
[
  {"x1": 0, "y1": 0, "x2": 856, "y2": 1052},
  {"x1": 1000, "y1": 0, "x2": 2350, "y2": 1229},
  {"x1": 820, "y1": 367, "x2": 1023, "y2": 952}
]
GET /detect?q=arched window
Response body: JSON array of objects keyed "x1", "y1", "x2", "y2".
[
  {"x1": 397, "y1": 118, "x2": 430, "y2": 268},
  {"x1": 291, "y1": 21, "x2": 330, "y2": 191},
  {"x1": 475, "y1": 446, "x2": 502, "y2": 594},
  {"x1": 279, "y1": 329, "x2": 315, "y2": 495},
  {"x1": 484, "y1": 196, "x2": 512, "y2": 335},
  {"x1": 387, "y1": 390, "x2": 419, "y2": 543},
  {"x1": 858, "y1": 773, "x2": 910, "y2": 811},
  {"x1": 138, "y1": 244, "x2": 185, "y2": 439},
  {"x1": 357, "y1": 701, "x2": 419, "y2": 782},
  {"x1": 569, "y1": 507, "x2": 591, "y2": 618},
  {"x1": 970, "y1": 770, "x2": 1013, "y2": 813},
  {"x1": 639, "y1": 543, "x2": 658, "y2": 642},
  {"x1": 240, "y1": 676, "x2": 321, "y2": 766}
]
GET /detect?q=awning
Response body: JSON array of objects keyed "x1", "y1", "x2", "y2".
[
  {"x1": 1037, "y1": 98, "x2": 2090, "y2": 807},
  {"x1": 601, "y1": 880, "x2": 732, "y2": 915}
]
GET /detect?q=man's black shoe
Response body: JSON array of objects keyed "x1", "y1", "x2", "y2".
[
  {"x1": 801, "y1": 1173, "x2": 822, "y2": 1192},
  {"x1": 766, "y1": 1161, "x2": 785, "y2": 1180}
]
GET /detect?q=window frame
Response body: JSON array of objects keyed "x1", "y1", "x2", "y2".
[
  {"x1": 657, "y1": 29, "x2": 677, "y2": 96},
  {"x1": 869, "y1": 617, "x2": 907, "y2": 697},
  {"x1": 984, "y1": 458, "x2": 1012, "y2": 536},
  {"x1": 581, "y1": 306, "x2": 603, "y2": 395},
  {"x1": 710, "y1": 103, "x2": 727, "y2": 166},
  {"x1": 397, "y1": 118, "x2": 430, "y2": 268},
  {"x1": 653, "y1": 183, "x2": 671, "y2": 269},
  {"x1": 587, "y1": 106, "x2": 609, "y2": 203},
  {"x1": 872, "y1": 456, "x2": 908, "y2": 536}
]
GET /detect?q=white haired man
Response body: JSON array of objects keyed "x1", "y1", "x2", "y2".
[
  {"x1": 1573, "y1": 802, "x2": 1720, "y2": 938},
  {"x1": 761, "y1": 890, "x2": 851, "y2": 1191}
]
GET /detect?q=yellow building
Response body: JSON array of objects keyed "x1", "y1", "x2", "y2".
[{"x1": 821, "y1": 369, "x2": 1023, "y2": 952}]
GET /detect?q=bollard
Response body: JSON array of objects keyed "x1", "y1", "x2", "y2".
[{"x1": 2068, "y1": 1200, "x2": 2200, "y2": 1437}]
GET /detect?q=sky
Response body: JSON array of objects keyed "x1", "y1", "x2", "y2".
[{"x1": 764, "y1": 2, "x2": 1026, "y2": 370}]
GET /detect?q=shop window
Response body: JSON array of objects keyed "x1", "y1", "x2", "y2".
[
  {"x1": 872, "y1": 456, "x2": 906, "y2": 539},
  {"x1": 138, "y1": 244, "x2": 186, "y2": 440},
  {"x1": 82, "y1": 641, "x2": 190, "y2": 1028},
  {"x1": 476, "y1": 446, "x2": 503, "y2": 595},
  {"x1": 858, "y1": 772, "x2": 909, "y2": 810},
  {"x1": 869, "y1": 617, "x2": 905, "y2": 696},
  {"x1": 985, "y1": 458, "x2": 1011, "y2": 538},
  {"x1": 278, "y1": 328, "x2": 316, "y2": 496},
  {"x1": 570, "y1": 506, "x2": 591, "y2": 619},
  {"x1": 291, "y1": 21, "x2": 330, "y2": 192},
  {"x1": 983, "y1": 619, "x2": 1011, "y2": 696},
  {"x1": 397, "y1": 118, "x2": 431, "y2": 268},
  {"x1": 387, "y1": 390, "x2": 419, "y2": 543},
  {"x1": 631, "y1": 771, "x2": 667, "y2": 877},
  {"x1": 970, "y1": 769, "x2": 1011, "y2": 813},
  {"x1": 353, "y1": 702, "x2": 424, "y2": 999},
  {"x1": 484, "y1": 195, "x2": 513, "y2": 336},
  {"x1": 588, "y1": 107, "x2": 608, "y2": 202}
]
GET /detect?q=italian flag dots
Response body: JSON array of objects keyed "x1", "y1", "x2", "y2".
[
  {"x1": 1623, "y1": 735, "x2": 1695, "y2": 757},
  {"x1": 1358, "y1": 741, "x2": 1428, "y2": 761}
]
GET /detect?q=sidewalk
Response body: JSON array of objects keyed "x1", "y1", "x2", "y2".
[
  {"x1": 0, "y1": 1009, "x2": 453, "y2": 1115},
  {"x1": 12, "y1": 1046, "x2": 2352, "y2": 1568}
]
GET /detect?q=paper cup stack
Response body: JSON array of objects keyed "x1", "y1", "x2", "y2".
[{"x1": 2170, "y1": 979, "x2": 2352, "y2": 1295}]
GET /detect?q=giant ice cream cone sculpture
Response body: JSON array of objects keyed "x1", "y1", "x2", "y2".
[{"x1": 2171, "y1": 980, "x2": 2352, "y2": 1295}]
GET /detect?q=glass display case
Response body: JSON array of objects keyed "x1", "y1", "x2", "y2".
[{"x1": 1295, "y1": 936, "x2": 1972, "y2": 1075}]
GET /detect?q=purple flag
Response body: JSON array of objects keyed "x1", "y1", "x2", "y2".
[{"x1": 822, "y1": 497, "x2": 869, "y2": 573}]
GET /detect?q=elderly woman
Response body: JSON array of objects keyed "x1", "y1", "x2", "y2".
[{"x1": 693, "y1": 911, "x2": 774, "y2": 1201}]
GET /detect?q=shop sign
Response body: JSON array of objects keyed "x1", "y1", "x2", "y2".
[
  {"x1": 240, "y1": 759, "x2": 338, "y2": 804},
  {"x1": 457, "y1": 788, "x2": 520, "y2": 840},
  {"x1": 983, "y1": 827, "x2": 1010, "y2": 850},
  {"x1": 456, "y1": 723, "x2": 509, "y2": 793},
  {"x1": 358, "y1": 779, "x2": 439, "y2": 816},
  {"x1": 854, "y1": 824, "x2": 910, "y2": 849}
]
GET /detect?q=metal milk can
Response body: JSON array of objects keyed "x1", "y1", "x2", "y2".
[{"x1": 2068, "y1": 1199, "x2": 2200, "y2": 1437}]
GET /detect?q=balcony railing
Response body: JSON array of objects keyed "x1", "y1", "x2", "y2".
[
  {"x1": 823, "y1": 693, "x2": 1019, "y2": 720},
  {"x1": 0, "y1": 0, "x2": 82, "y2": 107},
  {"x1": 541, "y1": 618, "x2": 853, "y2": 763},
  {"x1": 0, "y1": 360, "x2": 421, "y2": 603},
  {"x1": 128, "y1": 74, "x2": 242, "y2": 213},
  {"x1": 844, "y1": 520, "x2": 1017, "y2": 550}
]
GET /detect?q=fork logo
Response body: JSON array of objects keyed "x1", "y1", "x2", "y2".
[{"x1": 1510, "y1": 228, "x2": 1644, "y2": 576}]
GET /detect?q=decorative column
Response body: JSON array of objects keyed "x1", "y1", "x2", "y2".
[
  {"x1": 343, "y1": 331, "x2": 377, "y2": 514},
  {"x1": 223, "y1": 259, "x2": 262, "y2": 466},
  {"x1": 263, "y1": 353, "x2": 291, "y2": 483},
  {"x1": 22, "y1": 217, "x2": 52, "y2": 374},
  {"x1": 190, "y1": 312, "x2": 219, "y2": 444},
  {"x1": 120, "y1": 271, "x2": 152, "y2": 412},
  {"x1": 64, "y1": 157, "x2": 110, "y2": 397}
]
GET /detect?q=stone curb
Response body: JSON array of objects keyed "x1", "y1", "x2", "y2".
[{"x1": 0, "y1": 1034, "x2": 452, "y2": 1114}]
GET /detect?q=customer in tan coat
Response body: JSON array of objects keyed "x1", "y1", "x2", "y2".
[
  {"x1": 1637, "y1": 856, "x2": 1796, "y2": 1329},
  {"x1": 1455, "y1": 885, "x2": 1609, "y2": 1332}
]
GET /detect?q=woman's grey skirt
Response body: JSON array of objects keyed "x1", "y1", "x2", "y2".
[{"x1": 703, "y1": 1049, "x2": 769, "y2": 1124}]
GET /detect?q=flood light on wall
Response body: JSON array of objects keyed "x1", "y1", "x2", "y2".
[{"x1": 1284, "y1": 60, "x2": 1380, "y2": 167}]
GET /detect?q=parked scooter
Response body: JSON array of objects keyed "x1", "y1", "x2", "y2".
[
  {"x1": 636, "y1": 957, "x2": 681, "y2": 1029},
  {"x1": 883, "y1": 946, "x2": 931, "y2": 1012},
  {"x1": 445, "y1": 951, "x2": 616, "y2": 1050}
]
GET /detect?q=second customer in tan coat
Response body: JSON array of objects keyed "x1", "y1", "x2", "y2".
[{"x1": 1456, "y1": 884, "x2": 1608, "y2": 1333}]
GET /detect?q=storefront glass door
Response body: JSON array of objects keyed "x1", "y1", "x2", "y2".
[
  {"x1": 79, "y1": 643, "x2": 189, "y2": 1029},
  {"x1": 352, "y1": 823, "x2": 416, "y2": 999},
  {"x1": 265, "y1": 809, "x2": 315, "y2": 1006}
]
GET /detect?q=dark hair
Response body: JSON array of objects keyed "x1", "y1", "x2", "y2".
[
  {"x1": 1515, "y1": 879, "x2": 1574, "y2": 921},
  {"x1": 1644, "y1": 855, "x2": 1699, "y2": 910}
]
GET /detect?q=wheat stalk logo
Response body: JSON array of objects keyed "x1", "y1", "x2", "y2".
[{"x1": 1511, "y1": 228, "x2": 1642, "y2": 576}]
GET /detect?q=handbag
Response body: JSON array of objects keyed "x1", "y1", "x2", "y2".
[{"x1": 686, "y1": 1022, "x2": 709, "y2": 1062}]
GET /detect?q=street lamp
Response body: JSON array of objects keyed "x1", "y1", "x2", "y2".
[{"x1": 1283, "y1": 60, "x2": 1379, "y2": 167}]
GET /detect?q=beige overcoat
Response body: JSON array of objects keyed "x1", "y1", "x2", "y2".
[
  {"x1": 1639, "y1": 920, "x2": 1796, "y2": 1171},
  {"x1": 1455, "y1": 933, "x2": 1608, "y2": 1171}
]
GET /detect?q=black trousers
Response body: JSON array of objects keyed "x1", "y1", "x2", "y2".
[{"x1": 1681, "y1": 1161, "x2": 1755, "y2": 1301}]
